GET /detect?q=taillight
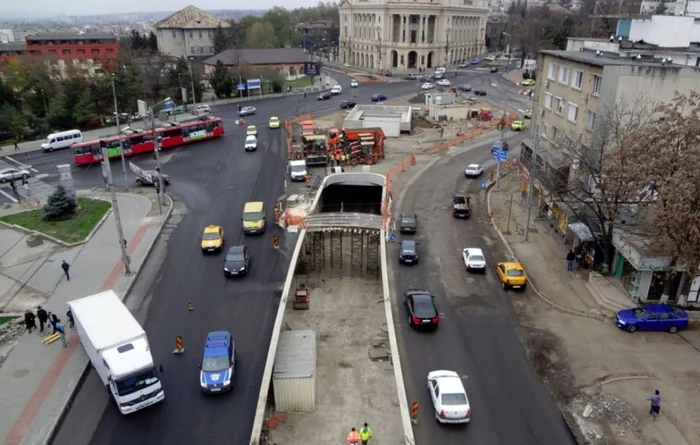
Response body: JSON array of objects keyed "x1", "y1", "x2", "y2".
[
  {"x1": 440, "y1": 409, "x2": 446, "y2": 418},
  {"x1": 431, "y1": 317, "x2": 439, "y2": 323},
  {"x1": 412, "y1": 316, "x2": 421, "y2": 324},
  {"x1": 466, "y1": 408, "x2": 472, "y2": 416}
]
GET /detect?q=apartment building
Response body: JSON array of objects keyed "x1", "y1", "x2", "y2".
[
  {"x1": 155, "y1": 5, "x2": 230, "y2": 59},
  {"x1": 338, "y1": 0, "x2": 488, "y2": 71}
]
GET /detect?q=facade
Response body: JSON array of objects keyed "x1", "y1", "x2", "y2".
[
  {"x1": 0, "y1": 32, "x2": 118, "y2": 77},
  {"x1": 155, "y1": 5, "x2": 230, "y2": 60},
  {"x1": 298, "y1": 20, "x2": 336, "y2": 51},
  {"x1": 338, "y1": 0, "x2": 488, "y2": 71},
  {"x1": 202, "y1": 48, "x2": 310, "y2": 78},
  {"x1": 0, "y1": 30, "x2": 14, "y2": 43},
  {"x1": 519, "y1": 47, "x2": 700, "y2": 302}
]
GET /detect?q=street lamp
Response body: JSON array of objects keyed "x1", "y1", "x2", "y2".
[
  {"x1": 149, "y1": 96, "x2": 171, "y2": 214},
  {"x1": 445, "y1": 28, "x2": 451, "y2": 67},
  {"x1": 110, "y1": 73, "x2": 128, "y2": 186},
  {"x1": 376, "y1": 27, "x2": 382, "y2": 71},
  {"x1": 40, "y1": 89, "x2": 48, "y2": 115},
  {"x1": 188, "y1": 57, "x2": 197, "y2": 108}
]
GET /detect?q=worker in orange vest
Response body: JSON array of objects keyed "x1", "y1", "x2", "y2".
[{"x1": 347, "y1": 427, "x2": 361, "y2": 444}]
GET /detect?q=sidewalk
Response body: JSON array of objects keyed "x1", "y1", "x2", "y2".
[
  {"x1": 502, "y1": 68, "x2": 525, "y2": 85},
  {"x1": 0, "y1": 189, "x2": 172, "y2": 445}
]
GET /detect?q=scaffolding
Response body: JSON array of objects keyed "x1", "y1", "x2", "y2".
[{"x1": 298, "y1": 229, "x2": 381, "y2": 278}]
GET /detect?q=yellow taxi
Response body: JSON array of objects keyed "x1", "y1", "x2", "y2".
[
  {"x1": 521, "y1": 78, "x2": 536, "y2": 87},
  {"x1": 496, "y1": 262, "x2": 527, "y2": 290},
  {"x1": 523, "y1": 109, "x2": 532, "y2": 119},
  {"x1": 246, "y1": 125, "x2": 258, "y2": 136},
  {"x1": 269, "y1": 116, "x2": 280, "y2": 129},
  {"x1": 201, "y1": 225, "x2": 224, "y2": 253},
  {"x1": 511, "y1": 120, "x2": 525, "y2": 131}
]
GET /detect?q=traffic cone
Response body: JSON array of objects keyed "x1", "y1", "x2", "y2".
[
  {"x1": 188, "y1": 301, "x2": 193, "y2": 311},
  {"x1": 173, "y1": 335, "x2": 185, "y2": 355}
]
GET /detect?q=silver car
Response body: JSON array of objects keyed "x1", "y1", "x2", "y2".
[
  {"x1": 0, "y1": 168, "x2": 30, "y2": 183},
  {"x1": 239, "y1": 106, "x2": 256, "y2": 116}
]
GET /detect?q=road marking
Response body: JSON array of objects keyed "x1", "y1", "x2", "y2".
[
  {"x1": 0, "y1": 188, "x2": 18, "y2": 203},
  {"x1": 4, "y1": 156, "x2": 38, "y2": 172},
  {"x1": 35, "y1": 174, "x2": 49, "y2": 179}
]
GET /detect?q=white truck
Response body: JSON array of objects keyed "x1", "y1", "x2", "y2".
[{"x1": 69, "y1": 290, "x2": 165, "y2": 415}]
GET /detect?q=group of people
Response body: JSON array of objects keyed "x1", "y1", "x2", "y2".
[
  {"x1": 23, "y1": 305, "x2": 74, "y2": 347},
  {"x1": 346, "y1": 423, "x2": 373, "y2": 444},
  {"x1": 6, "y1": 176, "x2": 30, "y2": 200},
  {"x1": 565, "y1": 245, "x2": 587, "y2": 272}
]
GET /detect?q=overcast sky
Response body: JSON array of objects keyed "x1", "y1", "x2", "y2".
[{"x1": 6, "y1": 0, "x2": 318, "y2": 17}]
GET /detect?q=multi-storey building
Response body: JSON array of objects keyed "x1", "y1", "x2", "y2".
[
  {"x1": 338, "y1": 0, "x2": 488, "y2": 71},
  {"x1": 155, "y1": 5, "x2": 230, "y2": 60},
  {"x1": 0, "y1": 32, "x2": 118, "y2": 77}
]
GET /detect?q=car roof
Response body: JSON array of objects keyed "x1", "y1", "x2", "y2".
[
  {"x1": 464, "y1": 247, "x2": 484, "y2": 256},
  {"x1": 246, "y1": 134, "x2": 256, "y2": 139},
  {"x1": 401, "y1": 239, "x2": 416, "y2": 247},
  {"x1": 429, "y1": 370, "x2": 466, "y2": 392},
  {"x1": 467, "y1": 164, "x2": 480, "y2": 169},
  {"x1": 204, "y1": 330, "x2": 232, "y2": 357},
  {"x1": 642, "y1": 304, "x2": 685, "y2": 314},
  {"x1": 203, "y1": 225, "x2": 221, "y2": 233},
  {"x1": 406, "y1": 289, "x2": 431, "y2": 297},
  {"x1": 498, "y1": 262, "x2": 523, "y2": 270},
  {"x1": 400, "y1": 214, "x2": 415, "y2": 219},
  {"x1": 227, "y1": 245, "x2": 245, "y2": 254}
]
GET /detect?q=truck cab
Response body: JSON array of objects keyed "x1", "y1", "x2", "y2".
[
  {"x1": 288, "y1": 160, "x2": 308, "y2": 181},
  {"x1": 452, "y1": 195, "x2": 472, "y2": 218}
]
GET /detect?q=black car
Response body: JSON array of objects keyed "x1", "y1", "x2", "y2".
[
  {"x1": 404, "y1": 74, "x2": 417, "y2": 80},
  {"x1": 371, "y1": 94, "x2": 387, "y2": 102},
  {"x1": 317, "y1": 92, "x2": 332, "y2": 100},
  {"x1": 490, "y1": 66, "x2": 499, "y2": 73},
  {"x1": 399, "y1": 240, "x2": 419, "y2": 264},
  {"x1": 404, "y1": 290, "x2": 439, "y2": 329},
  {"x1": 223, "y1": 246, "x2": 249, "y2": 277},
  {"x1": 399, "y1": 214, "x2": 417, "y2": 234},
  {"x1": 340, "y1": 100, "x2": 356, "y2": 109},
  {"x1": 474, "y1": 90, "x2": 487, "y2": 96}
]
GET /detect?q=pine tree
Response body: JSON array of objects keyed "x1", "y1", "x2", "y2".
[
  {"x1": 210, "y1": 61, "x2": 233, "y2": 98},
  {"x1": 43, "y1": 186, "x2": 77, "y2": 221}
]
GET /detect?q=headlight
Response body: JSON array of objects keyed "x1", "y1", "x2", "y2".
[
  {"x1": 617, "y1": 319, "x2": 626, "y2": 325},
  {"x1": 239, "y1": 267, "x2": 246, "y2": 271},
  {"x1": 224, "y1": 267, "x2": 229, "y2": 272},
  {"x1": 223, "y1": 378, "x2": 231, "y2": 386}
]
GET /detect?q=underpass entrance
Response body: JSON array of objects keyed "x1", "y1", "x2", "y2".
[{"x1": 299, "y1": 230, "x2": 380, "y2": 277}]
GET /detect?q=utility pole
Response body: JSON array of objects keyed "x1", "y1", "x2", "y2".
[
  {"x1": 497, "y1": 92, "x2": 508, "y2": 190},
  {"x1": 523, "y1": 130, "x2": 540, "y2": 242},
  {"x1": 188, "y1": 58, "x2": 197, "y2": 108},
  {"x1": 102, "y1": 146, "x2": 131, "y2": 275},
  {"x1": 111, "y1": 74, "x2": 128, "y2": 186},
  {"x1": 149, "y1": 98, "x2": 170, "y2": 214}
]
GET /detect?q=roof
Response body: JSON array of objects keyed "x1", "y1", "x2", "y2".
[
  {"x1": 274, "y1": 330, "x2": 316, "y2": 379},
  {"x1": 540, "y1": 49, "x2": 686, "y2": 68},
  {"x1": 227, "y1": 245, "x2": 245, "y2": 253},
  {"x1": 203, "y1": 48, "x2": 309, "y2": 66},
  {"x1": 464, "y1": 247, "x2": 484, "y2": 254},
  {"x1": 203, "y1": 225, "x2": 221, "y2": 232},
  {"x1": 101, "y1": 337, "x2": 154, "y2": 377},
  {"x1": 428, "y1": 370, "x2": 465, "y2": 391},
  {"x1": 155, "y1": 5, "x2": 230, "y2": 30},
  {"x1": 0, "y1": 42, "x2": 26, "y2": 52},
  {"x1": 204, "y1": 331, "x2": 231, "y2": 357},
  {"x1": 26, "y1": 32, "x2": 116, "y2": 41},
  {"x1": 499, "y1": 262, "x2": 523, "y2": 269}
]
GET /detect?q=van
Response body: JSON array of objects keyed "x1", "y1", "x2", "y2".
[
  {"x1": 288, "y1": 160, "x2": 308, "y2": 181},
  {"x1": 242, "y1": 201, "x2": 266, "y2": 235},
  {"x1": 41, "y1": 130, "x2": 83, "y2": 152}
]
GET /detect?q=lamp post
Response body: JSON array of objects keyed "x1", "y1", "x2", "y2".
[
  {"x1": 524, "y1": 130, "x2": 541, "y2": 242},
  {"x1": 445, "y1": 28, "x2": 451, "y2": 67},
  {"x1": 150, "y1": 96, "x2": 172, "y2": 214},
  {"x1": 188, "y1": 57, "x2": 197, "y2": 108},
  {"x1": 376, "y1": 27, "x2": 382, "y2": 71},
  {"x1": 110, "y1": 73, "x2": 128, "y2": 186},
  {"x1": 40, "y1": 89, "x2": 48, "y2": 115}
]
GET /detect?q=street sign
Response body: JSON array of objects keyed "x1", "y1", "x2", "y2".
[
  {"x1": 491, "y1": 148, "x2": 507, "y2": 162},
  {"x1": 513, "y1": 157, "x2": 520, "y2": 165},
  {"x1": 480, "y1": 181, "x2": 487, "y2": 189},
  {"x1": 389, "y1": 232, "x2": 397, "y2": 242},
  {"x1": 237, "y1": 83, "x2": 245, "y2": 91}
]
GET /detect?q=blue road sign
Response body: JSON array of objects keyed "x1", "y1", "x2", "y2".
[
  {"x1": 480, "y1": 181, "x2": 487, "y2": 189},
  {"x1": 491, "y1": 148, "x2": 507, "y2": 162},
  {"x1": 237, "y1": 83, "x2": 245, "y2": 91},
  {"x1": 389, "y1": 232, "x2": 397, "y2": 242}
]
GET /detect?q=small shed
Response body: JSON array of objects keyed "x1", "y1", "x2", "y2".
[{"x1": 273, "y1": 330, "x2": 317, "y2": 412}]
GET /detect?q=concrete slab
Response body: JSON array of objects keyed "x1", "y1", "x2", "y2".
[{"x1": 269, "y1": 276, "x2": 403, "y2": 445}]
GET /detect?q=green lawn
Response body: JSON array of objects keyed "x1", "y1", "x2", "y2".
[
  {"x1": 0, "y1": 316, "x2": 18, "y2": 326},
  {"x1": 0, "y1": 197, "x2": 111, "y2": 244},
  {"x1": 285, "y1": 75, "x2": 314, "y2": 89}
]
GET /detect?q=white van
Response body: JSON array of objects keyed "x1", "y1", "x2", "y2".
[
  {"x1": 288, "y1": 160, "x2": 308, "y2": 181},
  {"x1": 435, "y1": 67, "x2": 447, "y2": 74},
  {"x1": 41, "y1": 130, "x2": 83, "y2": 152}
]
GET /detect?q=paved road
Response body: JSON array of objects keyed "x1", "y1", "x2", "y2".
[{"x1": 389, "y1": 134, "x2": 577, "y2": 445}]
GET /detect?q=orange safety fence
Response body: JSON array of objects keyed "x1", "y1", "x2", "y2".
[{"x1": 282, "y1": 212, "x2": 307, "y2": 229}]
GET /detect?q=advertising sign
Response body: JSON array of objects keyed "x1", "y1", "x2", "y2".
[
  {"x1": 522, "y1": 59, "x2": 537, "y2": 71},
  {"x1": 190, "y1": 130, "x2": 207, "y2": 140},
  {"x1": 237, "y1": 83, "x2": 246, "y2": 91},
  {"x1": 304, "y1": 62, "x2": 321, "y2": 76},
  {"x1": 247, "y1": 79, "x2": 261, "y2": 89}
]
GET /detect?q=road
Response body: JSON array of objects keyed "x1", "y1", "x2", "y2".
[{"x1": 389, "y1": 133, "x2": 577, "y2": 444}]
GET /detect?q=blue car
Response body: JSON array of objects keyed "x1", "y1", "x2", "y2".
[
  {"x1": 471, "y1": 58, "x2": 480, "y2": 65},
  {"x1": 615, "y1": 304, "x2": 689, "y2": 334},
  {"x1": 371, "y1": 94, "x2": 387, "y2": 102},
  {"x1": 200, "y1": 331, "x2": 236, "y2": 393}
]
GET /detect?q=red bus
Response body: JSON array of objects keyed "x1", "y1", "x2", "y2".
[{"x1": 72, "y1": 116, "x2": 225, "y2": 165}]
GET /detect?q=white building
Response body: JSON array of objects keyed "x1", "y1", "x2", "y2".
[
  {"x1": 338, "y1": 0, "x2": 488, "y2": 71},
  {"x1": 154, "y1": 5, "x2": 230, "y2": 60},
  {"x1": 0, "y1": 30, "x2": 14, "y2": 44}
]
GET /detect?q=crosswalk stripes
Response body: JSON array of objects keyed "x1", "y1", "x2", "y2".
[{"x1": 0, "y1": 158, "x2": 56, "y2": 203}]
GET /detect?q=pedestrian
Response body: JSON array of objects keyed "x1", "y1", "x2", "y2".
[
  {"x1": 61, "y1": 260, "x2": 70, "y2": 281},
  {"x1": 66, "y1": 309, "x2": 75, "y2": 329},
  {"x1": 346, "y1": 427, "x2": 360, "y2": 444},
  {"x1": 49, "y1": 312, "x2": 58, "y2": 334},
  {"x1": 9, "y1": 179, "x2": 16, "y2": 194},
  {"x1": 37, "y1": 306, "x2": 48, "y2": 332},
  {"x1": 14, "y1": 141, "x2": 20, "y2": 151},
  {"x1": 23, "y1": 181, "x2": 30, "y2": 198},
  {"x1": 55, "y1": 320, "x2": 67, "y2": 347},
  {"x1": 439, "y1": 126, "x2": 444, "y2": 138},
  {"x1": 24, "y1": 310, "x2": 36, "y2": 334},
  {"x1": 359, "y1": 422, "x2": 373, "y2": 444},
  {"x1": 575, "y1": 249, "x2": 584, "y2": 271},
  {"x1": 566, "y1": 250, "x2": 576, "y2": 272},
  {"x1": 237, "y1": 103, "x2": 241, "y2": 112},
  {"x1": 647, "y1": 390, "x2": 661, "y2": 420}
]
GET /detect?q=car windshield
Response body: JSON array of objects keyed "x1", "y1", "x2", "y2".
[
  {"x1": 413, "y1": 298, "x2": 435, "y2": 317},
  {"x1": 291, "y1": 165, "x2": 306, "y2": 172},
  {"x1": 402, "y1": 242, "x2": 416, "y2": 253},
  {"x1": 442, "y1": 393, "x2": 468, "y2": 406},
  {"x1": 243, "y1": 211, "x2": 262, "y2": 221},
  {"x1": 507, "y1": 269, "x2": 525, "y2": 277},
  {"x1": 468, "y1": 167, "x2": 479, "y2": 171},
  {"x1": 202, "y1": 355, "x2": 230, "y2": 372},
  {"x1": 226, "y1": 252, "x2": 245, "y2": 262},
  {"x1": 632, "y1": 309, "x2": 648, "y2": 318},
  {"x1": 401, "y1": 218, "x2": 414, "y2": 224},
  {"x1": 246, "y1": 137, "x2": 256, "y2": 142},
  {"x1": 115, "y1": 367, "x2": 160, "y2": 396},
  {"x1": 202, "y1": 232, "x2": 220, "y2": 240},
  {"x1": 470, "y1": 255, "x2": 485, "y2": 262}
]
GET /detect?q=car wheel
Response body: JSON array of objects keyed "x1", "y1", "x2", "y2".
[
  {"x1": 627, "y1": 325, "x2": 637, "y2": 333},
  {"x1": 136, "y1": 179, "x2": 143, "y2": 186},
  {"x1": 502, "y1": 281, "x2": 507, "y2": 290},
  {"x1": 669, "y1": 326, "x2": 678, "y2": 334},
  {"x1": 521, "y1": 284, "x2": 527, "y2": 291},
  {"x1": 22, "y1": 174, "x2": 28, "y2": 180}
]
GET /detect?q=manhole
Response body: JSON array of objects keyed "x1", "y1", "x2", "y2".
[{"x1": 12, "y1": 369, "x2": 29, "y2": 379}]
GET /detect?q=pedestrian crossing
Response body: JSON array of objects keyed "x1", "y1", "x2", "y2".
[{"x1": 0, "y1": 158, "x2": 56, "y2": 204}]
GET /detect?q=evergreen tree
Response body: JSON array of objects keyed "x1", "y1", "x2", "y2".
[
  {"x1": 210, "y1": 61, "x2": 233, "y2": 98},
  {"x1": 73, "y1": 90, "x2": 97, "y2": 126},
  {"x1": 43, "y1": 186, "x2": 78, "y2": 221},
  {"x1": 213, "y1": 25, "x2": 234, "y2": 54},
  {"x1": 148, "y1": 31, "x2": 158, "y2": 51}
]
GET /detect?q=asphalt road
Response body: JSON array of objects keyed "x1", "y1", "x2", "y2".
[{"x1": 389, "y1": 133, "x2": 577, "y2": 444}]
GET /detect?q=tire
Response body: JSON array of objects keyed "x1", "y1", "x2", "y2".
[
  {"x1": 521, "y1": 284, "x2": 527, "y2": 291},
  {"x1": 502, "y1": 281, "x2": 508, "y2": 290},
  {"x1": 136, "y1": 179, "x2": 143, "y2": 186},
  {"x1": 435, "y1": 411, "x2": 440, "y2": 422},
  {"x1": 628, "y1": 325, "x2": 637, "y2": 333},
  {"x1": 22, "y1": 174, "x2": 28, "y2": 180},
  {"x1": 669, "y1": 326, "x2": 678, "y2": 334},
  {"x1": 0, "y1": 178, "x2": 5, "y2": 183}
]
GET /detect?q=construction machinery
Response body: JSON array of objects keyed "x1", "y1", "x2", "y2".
[
  {"x1": 327, "y1": 128, "x2": 386, "y2": 166},
  {"x1": 284, "y1": 114, "x2": 329, "y2": 166}
]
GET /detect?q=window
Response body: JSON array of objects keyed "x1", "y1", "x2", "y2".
[
  {"x1": 541, "y1": 122, "x2": 550, "y2": 138},
  {"x1": 571, "y1": 70, "x2": 583, "y2": 89},
  {"x1": 555, "y1": 97, "x2": 564, "y2": 115},
  {"x1": 199, "y1": 31, "x2": 203, "y2": 38},
  {"x1": 592, "y1": 74, "x2": 602, "y2": 96},
  {"x1": 48, "y1": 50, "x2": 56, "y2": 55},
  {"x1": 209, "y1": 46, "x2": 214, "y2": 54},
  {"x1": 547, "y1": 63, "x2": 557, "y2": 80},
  {"x1": 585, "y1": 110, "x2": 596, "y2": 131},
  {"x1": 190, "y1": 46, "x2": 196, "y2": 55},
  {"x1": 189, "y1": 32, "x2": 193, "y2": 38},
  {"x1": 567, "y1": 103, "x2": 578, "y2": 122},
  {"x1": 62, "y1": 49, "x2": 71, "y2": 55},
  {"x1": 208, "y1": 31, "x2": 212, "y2": 38},
  {"x1": 198, "y1": 46, "x2": 204, "y2": 54},
  {"x1": 558, "y1": 66, "x2": 569, "y2": 84},
  {"x1": 77, "y1": 49, "x2": 85, "y2": 55},
  {"x1": 551, "y1": 126, "x2": 558, "y2": 142},
  {"x1": 91, "y1": 49, "x2": 100, "y2": 55},
  {"x1": 172, "y1": 30, "x2": 177, "y2": 38},
  {"x1": 544, "y1": 93, "x2": 553, "y2": 110},
  {"x1": 106, "y1": 48, "x2": 114, "y2": 54}
]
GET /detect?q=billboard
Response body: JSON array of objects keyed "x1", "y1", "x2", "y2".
[
  {"x1": 247, "y1": 79, "x2": 261, "y2": 89},
  {"x1": 304, "y1": 62, "x2": 321, "y2": 76}
]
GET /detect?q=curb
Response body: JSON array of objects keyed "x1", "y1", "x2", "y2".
[
  {"x1": 485, "y1": 176, "x2": 606, "y2": 321},
  {"x1": 45, "y1": 193, "x2": 175, "y2": 444}
]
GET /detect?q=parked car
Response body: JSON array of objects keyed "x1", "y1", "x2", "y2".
[
  {"x1": 521, "y1": 78, "x2": 536, "y2": 86},
  {"x1": 511, "y1": 120, "x2": 525, "y2": 131},
  {"x1": 0, "y1": 168, "x2": 30, "y2": 183},
  {"x1": 490, "y1": 66, "x2": 499, "y2": 73},
  {"x1": 437, "y1": 79, "x2": 451, "y2": 87},
  {"x1": 428, "y1": 370, "x2": 471, "y2": 424},
  {"x1": 493, "y1": 140, "x2": 509, "y2": 151},
  {"x1": 399, "y1": 240, "x2": 419, "y2": 264},
  {"x1": 457, "y1": 84, "x2": 472, "y2": 92},
  {"x1": 473, "y1": 90, "x2": 487, "y2": 96},
  {"x1": 421, "y1": 82, "x2": 435, "y2": 90},
  {"x1": 340, "y1": 100, "x2": 356, "y2": 109},
  {"x1": 615, "y1": 304, "x2": 689, "y2": 333},
  {"x1": 381, "y1": 70, "x2": 393, "y2": 77},
  {"x1": 464, "y1": 164, "x2": 484, "y2": 178},
  {"x1": 199, "y1": 331, "x2": 235, "y2": 393},
  {"x1": 404, "y1": 289, "x2": 439, "y2": 329},
  {"x1": 223, "y1": 245, "x2": 249, "y2": 277},
  {"x1": 371, "y1": 94, "x2": 387, "y2": 102},
  {"x1": 238, "y1": 106, "x2": 256, "y2": 116},
  {"x1": 317, "y1": 92, "x2": 333, "y2": 100},
  {"x1": 462, "y1": 248, "x2": 486, "y2": 272},
  {"x1": 404, "y1": 73, "x2": 417, "y2": 80},
  {"x1": 399, "y1": 214, "x2": 417, "y2": 234}
]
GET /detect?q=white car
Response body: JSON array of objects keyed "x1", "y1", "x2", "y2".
[
  {"x1": 244, "y1": 135, "x2": 257, "y2": 151},
  {"x1": 195, "y1": 104, "x2": 211, "y2": 115},
  {"x1": 485, "y1": 55, "x2": 496, "y2": 61},
  {"x1": 464, "y1": 164, "x2": 484, "y2": 178},
  {"x1": 421, "y1": 82, "x2": 435, "y2": 90},
  {"x1": 331, "y1": 85, "x2": 342, "y2": 95},
  {"x1": 0, "y1": 168, "x2": 30, "y2": 183},
  {"x1": 437, "y1": 79, "x2": 451, "y2": 87},
  {"x1": 428, "y1": 370, "x2": 471, "y2": 424},
  {"x1": 239, "y1": 106, "x2": 256, "y2": 116},
  {"x1": 462, "y1": 248, "x2": 486, "y2": 272},
  {"x1": 350, "y1": 80, "x2": 359, "y2": 88}
]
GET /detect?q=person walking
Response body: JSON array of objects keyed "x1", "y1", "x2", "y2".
[
  {"x1": 14, "y1": 141, "x2": 20, "y2": 151},
  {"x1": 61, "y1": 260, "x2": 71, "y2": 281},
  {"x1": 55, "y1": 320, "x2": 67, "y2": 347},
  {"x1": 647, "y1": 390, "x2": 661, "y2": 420},
  {"x1": 346, "y1": 427, "x2": 360, "y2": 444},
  {"x1": 66, "y1": 309, "x2": 75, "y2": 329},
  {"x1": 359, "y1": 422, "x2": 373, "y2": 444},
  {"x1": 37, "y1": 306, "x2": 48, "y2": 333},
  {"x1": 566, "y1": 250, "x2": 576, "y2": 272},
  {"x1": 24, "y1": 310, "x2": 36, "y2": 334},
  {"x1": 9, "y1": 180, "x2": 18, "y2": 199},
  {"x1": 49, "y1": 312, "x2": 59, "y2": 334}
]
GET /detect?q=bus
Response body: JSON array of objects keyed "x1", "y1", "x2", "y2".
[{"x1": 72, "y1": 116, "x2": 225, "y2": 166}]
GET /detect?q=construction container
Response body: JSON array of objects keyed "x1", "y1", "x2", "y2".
[{"x1": 273, "y1": 330, "x2": 317, "y2": 412}]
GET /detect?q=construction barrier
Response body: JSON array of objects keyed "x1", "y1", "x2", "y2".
[
  {"x1": 504, "y1": 160, "x2": 510, "y2": 169},
  {"x1": 411, "y1": 401, "x2": 419, "y2": 425},
  {"x1": 272, "y1": 236, "x2": 280, "y2": 249},
  {"x1": 188, "y1": 301, "x2": 193, "y2": 311},
  {"x1": 42, "y1": 333, "x2": 60, "y2": 345},
  {"x1": 488, "y1": 211, "x2": 494, "y2": 222},
  {"x1": 490, "y1": 171, "x2": 495, "y2": 182},
  {"x1": 304, "y1": 174, "x2": 310, "y2": 184},
  {"x1": 173, "y1": 335, "x2": 185, "y2": 354}
]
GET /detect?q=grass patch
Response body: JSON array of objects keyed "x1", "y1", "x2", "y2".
[
  {"x1": 0, "y1": 197, "x2": 111, "y2": 244},
  {"x1": 0, "y1": 316, "x2": 18, "y2": 326},
  {"x1": 285, "y1": 75, "x2": 314, "y2": 89}
]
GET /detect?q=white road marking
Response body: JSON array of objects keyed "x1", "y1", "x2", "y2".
[
  {"x1": 4, "y1": 155, "x2": 38, "y2": 172},
  {"x1": 35, "y1": 173, "x2": 50, "y2": 179},
  {"x1": 0, "y1": 188, "x2": 18, "y2": 203}
]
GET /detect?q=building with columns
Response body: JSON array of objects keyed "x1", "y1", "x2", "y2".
[{"x1": 338, "y1": 0, "x2": 488, "y2": 71}]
